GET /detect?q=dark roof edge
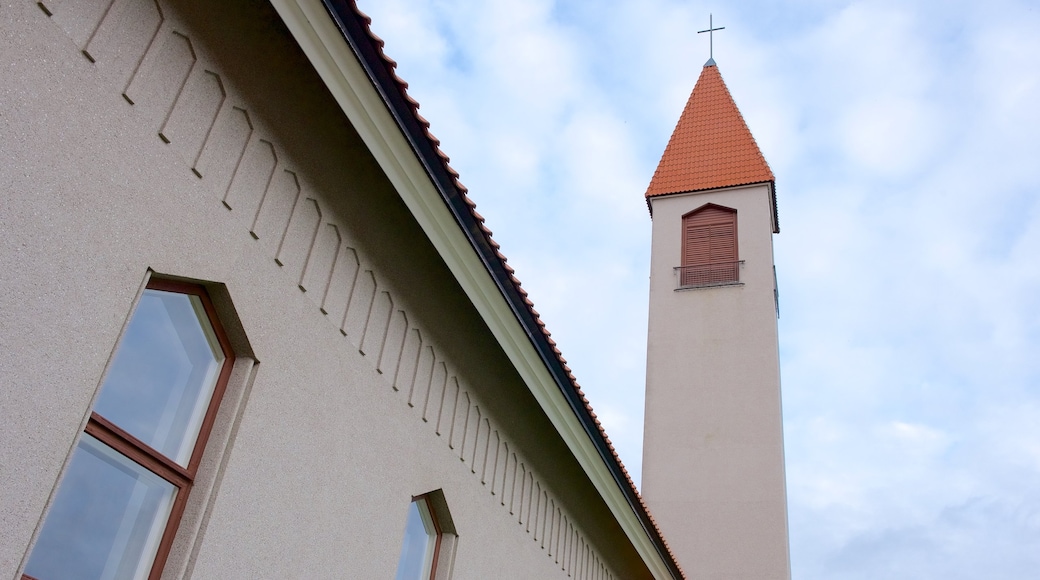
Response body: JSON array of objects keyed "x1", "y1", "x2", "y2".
[
  {"x1": 319, "y1": 1, "x2": 683, "y2": 577},
  {"x1": 646, "y1": 179, "x2": 780, "y2": 233}
]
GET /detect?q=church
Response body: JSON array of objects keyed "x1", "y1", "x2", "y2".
[{"x1": 0, "y1": 1, "x2": 789, "y2": 578}]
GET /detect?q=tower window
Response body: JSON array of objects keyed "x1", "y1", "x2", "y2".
[
  {"x1": 679, "y1": 204, "x2": 739, "y2": 287},
  {"x1": 23, "y1": 279, "x2": 234, "y2": 580}
]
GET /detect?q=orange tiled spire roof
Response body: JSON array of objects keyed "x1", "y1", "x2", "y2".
[{"x1": 645, "y1": 61, "x2": 774, "y2": 199}]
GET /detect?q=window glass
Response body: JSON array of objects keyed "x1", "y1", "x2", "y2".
[
  {"x1": 93, "y1": 290, "x2": 224, "y2": 466},
  {"x1": 25, "y1": 281, "x2": 233, "y2": 580},
  {"x1": 24, "y1": 434, "x2": 177, "y2": 580},
  {"x1": 395, "y1": 499, "x2": 437, "y2": 580}
]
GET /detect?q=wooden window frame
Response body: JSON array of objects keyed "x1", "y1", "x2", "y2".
[
  {"x1": 423, "y1": 496, "x2": 444, "y2": 579},
  {"x1": 679, "y1": 204, "x2": 740, "y2": 287},
  {"x1": 398, "y1": 490, "x2": 458, "y2": 580},
  {"x1": 24, "y1": 278, "x2": 235, "y2": 580}
]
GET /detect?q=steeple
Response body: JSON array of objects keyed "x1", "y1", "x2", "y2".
[
  {"x1": 645, "y1": 62, "x2": 775, "y2": 208},
  {"x1": 640, "y1": 57, "x2": 790, "y2": 579}
]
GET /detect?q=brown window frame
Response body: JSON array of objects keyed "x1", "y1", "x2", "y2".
[
  {"x1": 679, "y1": 203, "x2": 739, "y2": 287},
  {"x1": 396, "y1": 489, "x2": 458, "y2": 580},
  {"x1": 424, "y1": 496, "x2": 444, "y2": 579},
  {"x1": 24, "y1": 278, "x2": 235, "y2": 580}
]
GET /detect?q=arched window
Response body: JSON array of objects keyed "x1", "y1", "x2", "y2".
[
  {"x1": 24, "y1": 279, "x2": 234, "y2": 580},
  {"x1": 680, "y1": 204, "x2": 739, "y2": 287}
]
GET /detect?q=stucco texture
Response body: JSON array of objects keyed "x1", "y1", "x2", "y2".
[
  {"x1": 642, "y1": 185, "x2": 790, "y2": 579},
  {"x1": 0, "y1": 0, "x2": 652, "y2": 578}
]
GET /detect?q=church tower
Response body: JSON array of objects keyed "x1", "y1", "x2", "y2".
[{"x1": 640, "y1": 59, "x2": 791, "y2": 579}]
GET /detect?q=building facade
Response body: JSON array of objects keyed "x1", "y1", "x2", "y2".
[
  {"x1": 641, "y1": 61, "x2": 791, "y2": 579},
  {"x1": 0, "y1": 1, "x2": 683, "y2": 578}
]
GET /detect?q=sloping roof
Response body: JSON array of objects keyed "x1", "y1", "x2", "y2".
[
  {"x1": 645, "y1": 61, "x2": 774, "y2": 200},
  {"x1": 318, "y1": 1, "x2": 685, "y2": 577}
]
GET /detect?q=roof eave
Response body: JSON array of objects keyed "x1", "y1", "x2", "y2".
[
  {"x1": 646, "y1": 179, "x2": 779, "y2": 233},
  {"x1": 267, "y1": 0, "x2": 685, "y2": 577}
]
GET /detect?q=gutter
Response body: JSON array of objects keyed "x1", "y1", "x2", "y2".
[{"x1": 316, "y1": 1, "x2": 685, "y2": 577}]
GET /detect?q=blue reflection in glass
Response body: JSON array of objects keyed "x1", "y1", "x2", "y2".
[
  {"x1": 24, "y1": 434, "x2": 176, "y2": 580},
  {"x1": 395, "y1": 500, "x2": 436, "y2": 580},
  {"x1": 93, "y1": 290, "x2": 224, "y2": 466}
]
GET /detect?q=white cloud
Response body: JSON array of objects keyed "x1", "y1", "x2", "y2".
[
  {"x1": 358, "y1": 0, "x2": 1040, "y2": 576},
  {"x1": 839, "y1": 96, "x2": 944, "y2": 176}
]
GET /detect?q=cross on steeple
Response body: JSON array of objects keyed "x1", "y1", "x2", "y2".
[{"x1": 697, "y1": 14, "x2": 725, "y2": 63}]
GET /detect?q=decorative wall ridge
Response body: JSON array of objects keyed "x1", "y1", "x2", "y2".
[{"x1": 37, "y1": 1, "x2": 616, "y2": 577}]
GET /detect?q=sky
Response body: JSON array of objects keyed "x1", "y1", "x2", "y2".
[{"x1": 353, "y1": 0, "x2": 1040, "y2": 577}]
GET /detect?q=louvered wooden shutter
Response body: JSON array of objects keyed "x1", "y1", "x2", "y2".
[{"x1": 682, "y1": 206, "x2": 738, "y2": 286}]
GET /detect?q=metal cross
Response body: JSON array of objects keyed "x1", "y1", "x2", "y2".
[{"x1": 697, "y1": 14, "x2": 725, "y2": 59}]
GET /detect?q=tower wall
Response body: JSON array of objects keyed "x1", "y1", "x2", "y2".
[{"x1": 642, "y1": 183, "x2": 790, "y2": 579}]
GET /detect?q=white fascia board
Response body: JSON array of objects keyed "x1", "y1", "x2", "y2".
[{"x1": 266, "y1": 1, "x2": 674, "y2": 577}]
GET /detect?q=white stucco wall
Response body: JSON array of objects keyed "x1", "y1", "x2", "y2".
[
  {"x1": 642, "y1": 185, "x2": 790, "y2": 579},
  {"x1": 0, "y1": 1, "x2": 653, "y2": 578}
]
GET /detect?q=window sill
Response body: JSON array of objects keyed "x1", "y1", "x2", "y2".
[{"x1": 674, "y1": 281, "x2": 744, "y2": 292}]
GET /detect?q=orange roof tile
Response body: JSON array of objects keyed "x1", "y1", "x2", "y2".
[
  {"x1": 645, "y1": 61, "x2": 774, "y2": 199},
  {"x1": 342, "y1": 3, "x2": 686, "y2": 576}
]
